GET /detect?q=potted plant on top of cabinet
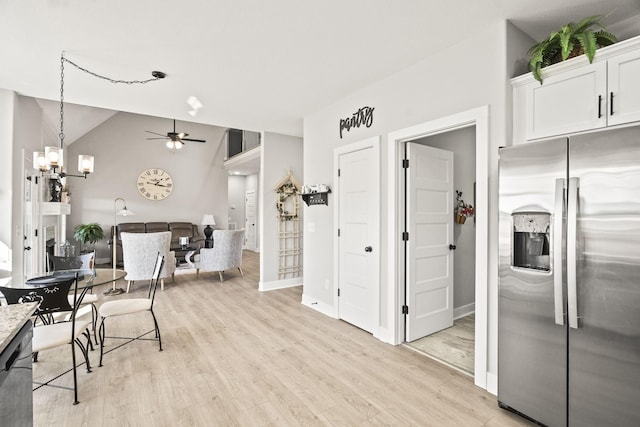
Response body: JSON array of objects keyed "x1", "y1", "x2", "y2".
[{"x1": 528, "y1": 15, "x2": 617, "y2": 84}]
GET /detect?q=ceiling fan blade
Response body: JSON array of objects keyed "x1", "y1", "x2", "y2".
[
  {"x1": 145, "y1": 130, "x2": 168, "y2": 137},
  {"x1": 146, "y1": 137, "x2": 168, "y2": 140},
  {"x1": 181, "y1": 138, "x2": 206, "y2": 143}
]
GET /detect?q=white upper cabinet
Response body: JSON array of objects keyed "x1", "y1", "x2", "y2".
[
  {"x1": 607, "y1": 49, "x2": 640, "y2": 126},
  {"x1": 512, "y1": 35, "x2": 640, "y2": 143},
  {"x1": 526, "y1": 62, "x2": 607, "y2": 139}
]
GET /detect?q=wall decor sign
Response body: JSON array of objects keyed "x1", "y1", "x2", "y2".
[{"x1": 339, "y1": 106, "x2": 374, "y2": 138}]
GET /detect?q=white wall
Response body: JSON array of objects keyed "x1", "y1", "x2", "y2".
[
  {"x1": 66, "y1": 111, "x2": 229, "y2": 262},
  {"x1": 302, "y1": 21, "x2": 525, "y2": 393},
  {"x1": 0, "y1": 89, "x2": 15, "y2": 269},
  {"x1": 415, "y1": 126, "x2": 476, "y2": 312},
  {"x1": 259, "y1": 132, "x2": 303, "y2": 289},
  {"x1": 4, "y1": 94, "x2": 52, "y2": 272}
]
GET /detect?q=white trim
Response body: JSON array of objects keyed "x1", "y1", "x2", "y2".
[
  {"x1": 454, "y1": 303, "x2": 475, "y2": 320},
  {"x1": 301, "y1": 292, "x2": 338, "y2": 318},
  {"x1": 333, "y1": 136, "x2": 381, "y2": 336},
  {"x1": 386, "y1": 106, "x2": 490, "y2": 391},
  {"x1": 486, "y1": 372, "x2": 498, "y2": 396},
  {"x1": 259, "y1": 277, "x2": 302, "y2": 292}
]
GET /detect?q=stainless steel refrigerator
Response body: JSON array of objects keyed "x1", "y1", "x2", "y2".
[{"x1": 498, "y1": 126, "x2": 640, "y2": 427}]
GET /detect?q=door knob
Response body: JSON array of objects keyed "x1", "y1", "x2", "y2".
[
  {"x1": 364, "y1": 246, "x2": 373, "y2": 252},
  {"x1": 449, "y1": 244, "x2": 456, "y2": 250},
  {"x1": 24, "y1": 246, "x2": 31, "y2": 251}
]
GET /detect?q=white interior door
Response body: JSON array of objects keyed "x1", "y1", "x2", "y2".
[
  {"x1": 338, "y1": 143, "x2": 379, "y2": 334},
  {"x1": 406, "y1": 143, "x2": 454, "y2": 342},
  {"x1": 245, "y1": 190, "x2": 257, "y2": 250}
]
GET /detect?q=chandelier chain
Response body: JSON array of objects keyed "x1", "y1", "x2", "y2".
[
  {"x1": 61, "y1": 56, "x2": 165, "y2": 85},
  {"x1": 58, "y1": 51, "x2": 165, "y2": 149},
  {"x1": 59, "y1": 55, "x2": 65, "y2": 146}
]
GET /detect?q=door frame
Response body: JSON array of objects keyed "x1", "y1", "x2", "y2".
[
  {"x1": 333, "y1": 136, "x2": 381, "y2": 336},
  {"x1": 386, "y1": 106, "x2": 489, "y2": 390}
]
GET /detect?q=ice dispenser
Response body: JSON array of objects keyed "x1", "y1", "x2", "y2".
[{"x1": 512, "y1": 212, "x2": 551, "y2": 271}]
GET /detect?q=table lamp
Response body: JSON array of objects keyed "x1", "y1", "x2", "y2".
[{"x1": 201, "y1": 214, "x2": 216, "y2": 248}]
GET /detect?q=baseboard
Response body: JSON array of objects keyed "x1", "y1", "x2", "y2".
[
  {"x1": 259, "y1": 277, "x2": 301, "y2": 292},
  {"x1": 374, "y1": 326, "x2": 396, "y2": 345},
  {"x1": 486, "y1": 371, "x2": 498, "y2": 396},
  {"x1": 301, "y1": 294, "x2": 338, "y2": 318},
  {"x1": 454, "y1": 303, "x2": 475, "y2": 320}
]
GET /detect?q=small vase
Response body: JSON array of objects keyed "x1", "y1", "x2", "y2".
[{"x1": 456, "y1": 214, "x2": 466, "y2": 224}]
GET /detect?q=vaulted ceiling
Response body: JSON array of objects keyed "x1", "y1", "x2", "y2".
[{"x1": 2, "y1": 0, "x2": 639, "y2": 141}]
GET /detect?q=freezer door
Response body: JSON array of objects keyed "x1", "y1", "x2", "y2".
[
  {"x1": 568, "y1": 126, "x2": 640, "y2": 426},
  {"x1": 498, "y1": 139, "x2": 568, "y2": 427}
]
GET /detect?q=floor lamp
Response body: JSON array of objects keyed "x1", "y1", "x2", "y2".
[{"x1": 105, "y1": 197, "x2": 135, "y2": 295}]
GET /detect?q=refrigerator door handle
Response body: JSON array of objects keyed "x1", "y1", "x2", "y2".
[
  {"x1": 553, "y1": 178, "x2": 566, "y2": 326},
  {"x1": 567, "y1": 177, "x2": 580, "y2": 329}
]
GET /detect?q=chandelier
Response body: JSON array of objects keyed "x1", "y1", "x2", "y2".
[{"x1": 33, "y1": 52, "x2": 166, "y2": 178}]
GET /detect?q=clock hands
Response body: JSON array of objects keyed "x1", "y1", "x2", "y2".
[{"x1": 147, "y1": 181, "x2": 169, "y2": 187}]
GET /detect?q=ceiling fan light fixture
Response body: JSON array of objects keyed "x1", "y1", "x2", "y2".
[
  {"x1": 175, "y1": 141, "x2": 184, "y2": 150},
  {"x1": 166, "y1": 140, "x2": 174, "y2": 149}
]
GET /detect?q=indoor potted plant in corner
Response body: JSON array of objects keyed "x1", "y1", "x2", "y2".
[
  {"x1": 528, "y1": 14, "x2": 617, "y2": 84},
  {"x1": 74, "y1": 223, "x2": 105, "y2": 254}
]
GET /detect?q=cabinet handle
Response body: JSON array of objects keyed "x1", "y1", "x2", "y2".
[
  {"x1": 598, "y1": 95, "x2": 602, "y2": 118},
  {"x1": 610, "y1": 92, "x2": 614, "y2": 116}
]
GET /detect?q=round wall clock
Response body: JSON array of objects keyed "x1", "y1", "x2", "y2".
[{"x1": 137, "y1": 168, "x2": 173, "y2": 200}]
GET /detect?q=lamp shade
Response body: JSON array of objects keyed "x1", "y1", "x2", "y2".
[
  {"x1": 117, "y1": 206, "x2": 135, "y2": 217},
  {"x1": 33, "y1": 151, "x2": 49, "y2": 171},
  {"x1": 45, "y1": 146, "x2": 63, "y2": 167},
  {"x1": 78, "y1": 155, "x2": 94, "y2": 174},
  {"x1": 201, "y1": 214, "x2": 215, "y2": 225}
]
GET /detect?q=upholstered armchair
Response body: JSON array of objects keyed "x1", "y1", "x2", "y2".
[
  {"x1": 121, "y1": 231, "x2": 176, "y2": 292},
  {"x1": 194, "y1": 229, "x2": 245, "y2": 281}
]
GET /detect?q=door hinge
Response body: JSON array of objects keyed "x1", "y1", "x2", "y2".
[
  {"x1": 338, "y1": 228, "x2": 341, "y2": 237},
  {"x1": 402, "y1": 305, "x2": 408, "y2": 315},
  {"x1": 338, "y1": 168, "x2": 341, "y2": 177},
  {"x1": 338, "y1": 288, "x2": 341, "y2": 297},
  {"x1": 402, "y1": 159, "x2": 409, "y2": 169},
  {"x1": 402, "y1": 231, "x2": 409, "y2": 241}
]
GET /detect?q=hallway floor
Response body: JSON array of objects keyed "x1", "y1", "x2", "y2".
[{"x1": 404, "y1": 314, "x2": 475, "y2": 376}]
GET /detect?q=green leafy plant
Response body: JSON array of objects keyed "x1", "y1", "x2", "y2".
[
  {"x1": 528, "y1": 15, "x2": 617, "y2": 84},
  {"x1": 74, "y1": 223, "x2": 105, "y2": 250}
]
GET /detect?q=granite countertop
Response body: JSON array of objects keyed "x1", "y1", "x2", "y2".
[{"x1": 0, "y1": 302, "x2": 37, "y2": 354}]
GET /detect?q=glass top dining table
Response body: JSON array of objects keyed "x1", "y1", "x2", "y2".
[{"x1": 0, "y1": 268, "x2": 126, "y2": 289}]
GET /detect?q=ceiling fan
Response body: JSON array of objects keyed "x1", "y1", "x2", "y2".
[{"x1": 145, "y1": 119, "x2": 206, "y2": 151}]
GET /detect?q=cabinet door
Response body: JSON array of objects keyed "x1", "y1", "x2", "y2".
[
  {"x1": 525, "y1": 62, "x2": 607, "y2": 140},
  {"x1": 607, "y1": 49, "x2": 640, "y2": 126}
]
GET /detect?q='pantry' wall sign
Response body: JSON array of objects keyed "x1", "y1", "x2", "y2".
[{"x1": 339, "y1": 106, "x2": 374, "y2": 139}]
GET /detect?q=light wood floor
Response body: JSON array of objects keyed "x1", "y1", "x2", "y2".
[
  {"x1": 405, "y1": 314, "x2": 475, "y2": 376},
  {"x1": 32, "y1": 251, "x2": 533, "y2": 426}
]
